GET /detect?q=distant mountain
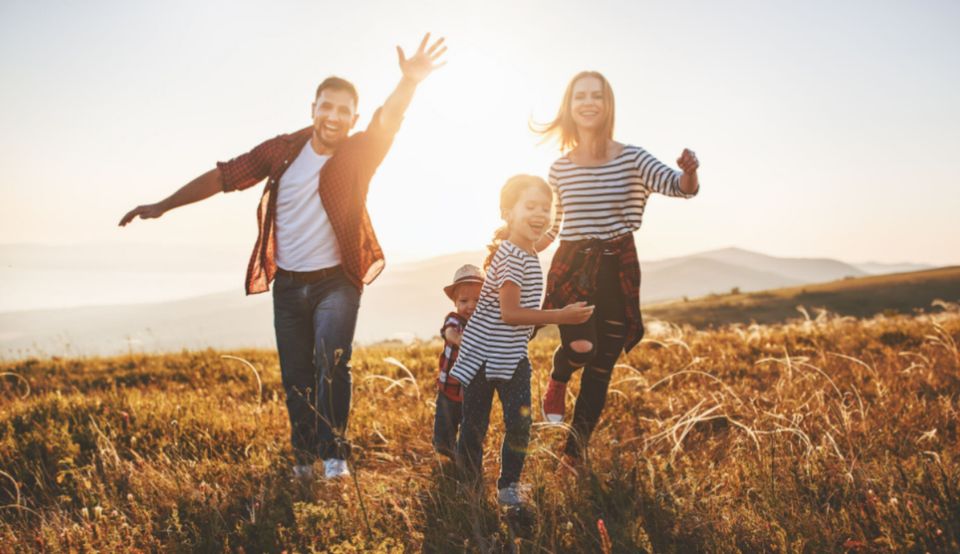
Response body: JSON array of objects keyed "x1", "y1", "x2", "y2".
[
  {"x1": 645, "y1": 266, "x2": 960, "y2": 328},
  {"x1": 0, "y1": 291, "x2": 274, "y2": 359},
  {"x1": 641, "y1": 257, "x2": 805, "y2": 302},
  {"x1": 661, "y1": 247, "x2": 867, "y2": 283},
  {"x1": 854, "y1": 261, "x2": 935, "y2": 275},
  {"x1": 0, "y1": 246, "x2": 942, "y2": 358},
  {"x1": 0, "y1": 242, "x2": 249, "y2": 273},
  {"x1": 359, "y1": 250, "x2": 488, "y2": 342}
]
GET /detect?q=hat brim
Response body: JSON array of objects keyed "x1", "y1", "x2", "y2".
[{"x1": 444, "y1": 277, "x2": 485, "y2": 300}]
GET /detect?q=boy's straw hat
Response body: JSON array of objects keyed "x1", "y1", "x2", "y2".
[{"x1": 444, "y1": 264, "x2": 485, "y2": 300}]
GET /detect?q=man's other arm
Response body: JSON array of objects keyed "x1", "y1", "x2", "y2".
[{"x1": 118, "y1": 168, "x2": 222, "y2": 226}]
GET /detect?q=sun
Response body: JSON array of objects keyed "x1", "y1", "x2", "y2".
[{"x1": 359, "y1": 44, "x2": 563, "y2": 261}]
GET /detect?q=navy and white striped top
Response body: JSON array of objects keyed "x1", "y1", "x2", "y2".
[
  {"x1": 449, "y1": 241, "x2": 543, "y2": 385},
  {"x1": 545, "y1": 145, "x2": 697, "y2": 242}
]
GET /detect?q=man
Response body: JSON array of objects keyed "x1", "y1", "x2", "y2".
[{"x1": 119, "y1": 34, "x2": 447, "y2": 480}]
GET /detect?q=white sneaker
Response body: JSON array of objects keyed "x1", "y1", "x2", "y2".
[
  {"x1": 323, "y1": 458, "x2": 351, "y2": 479},
  {"x1": 292, "y1": 464, "x2": 315, "y2": 480},
  {"x1": 497, "y1": 482, "x2": 525, "y2": 506}
]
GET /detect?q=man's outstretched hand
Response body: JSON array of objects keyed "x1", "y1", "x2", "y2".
[
  {"x1": 119, "y1": 203, "x2": 165, "y2": 226},
  {"x1": 397, "y1": 33, "x2": 447, "y2": 83}
]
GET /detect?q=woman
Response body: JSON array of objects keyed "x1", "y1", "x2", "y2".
[{"x1": 534, "y1": 71, "x2": 700, "y2": 466}]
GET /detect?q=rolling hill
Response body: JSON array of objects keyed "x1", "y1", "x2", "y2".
[
  {"x1": 1, "y1": 246, "x2": 952, "y2": 357},
  {"x1": 644, "y1": 266, "x2": 960, "y2": 327}
]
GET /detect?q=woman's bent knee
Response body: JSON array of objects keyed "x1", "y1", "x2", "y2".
[
  {"x1": 570, "y1": 340, "x2": 593, "y2": 353},
  {"x1": 563, "y1": 339, "x2": 595, "y2": 366}
]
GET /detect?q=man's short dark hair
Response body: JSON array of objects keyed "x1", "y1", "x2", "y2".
[{"x1": 315, "y1": 76, "x2": 359, "y2": 107}]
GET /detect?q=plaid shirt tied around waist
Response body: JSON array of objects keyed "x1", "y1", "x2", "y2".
[
  {"x1": 217, "y1": 109, "x2": 398, "y2": 294},
  {"x1": 542, "y1": 232, "x2": 645, "y2": 352}
]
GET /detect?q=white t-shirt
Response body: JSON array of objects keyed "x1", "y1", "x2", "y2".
[
  {"x1": 450, "y1": 240, "x2": 544, "y2": 386},
  {"x1": 275, "y1": 142, "x2": 341, "y2": 271}
]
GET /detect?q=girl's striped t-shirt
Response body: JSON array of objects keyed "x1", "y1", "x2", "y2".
[
  {"x1": 450, "y1": 240, "x2": 543, "y2": 386},
  {"x1": 545, "y1": 144, "x2": 697, "y2": 242}
]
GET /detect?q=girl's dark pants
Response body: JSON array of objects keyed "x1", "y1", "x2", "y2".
[
  {"x1": 552, "y1": 252, "x2": 627, "y2": 458},
  {"x1": 456, "y1": 359, "x2": 532, "y2": 490}
]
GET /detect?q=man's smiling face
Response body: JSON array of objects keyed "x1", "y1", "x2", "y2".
[{"x1": 312, "y1": 88, "x2": 359, "y2": 149}]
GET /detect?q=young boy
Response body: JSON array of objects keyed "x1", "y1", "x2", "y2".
[{"x1": 433, "y1": 264, "x2": 484, "y2": 458}]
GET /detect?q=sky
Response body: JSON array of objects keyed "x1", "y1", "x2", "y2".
[{"x1": 1, "y1": 0, "x2": 958, "y2": 278}]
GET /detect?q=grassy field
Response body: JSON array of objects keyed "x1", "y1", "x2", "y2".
[
  {"x1": 1, "y1": 304, "x2": 959, "y2": 552},
  {"x1": 644, "y1": 266, "x2": 960, "y2": 328}
]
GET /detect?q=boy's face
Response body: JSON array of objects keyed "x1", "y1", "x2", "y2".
[{"x1": 453, "y1": 283, "x2": 482, "y2": 319}]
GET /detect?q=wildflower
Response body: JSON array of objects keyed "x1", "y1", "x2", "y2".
[{"x1": 598, "y1": 519, "x2": 612, "y2": 554}]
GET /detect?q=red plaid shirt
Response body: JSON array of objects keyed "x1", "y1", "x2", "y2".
[
  {"x1": 542, "y1": 232, "x2": 645, "y2": 352},
  {"x1": 437, "y1": 312, "x2": 466, "y2": 402},
  {"x1": 217, "y1": 109, "x2": 398, "y2": 294}
]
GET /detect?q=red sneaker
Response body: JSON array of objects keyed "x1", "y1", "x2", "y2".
[{"x1": 542, "y1": 378, "x2": 567, "y2": 423}]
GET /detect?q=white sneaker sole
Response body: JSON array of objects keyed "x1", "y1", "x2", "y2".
[
  {"x1": 323, "y1": 459, "x2": 352, "y2": 480},
  {"x1": 541, "y1": 404, "x2": 564, "y2": 424}
]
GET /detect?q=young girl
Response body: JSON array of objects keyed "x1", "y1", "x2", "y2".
[
  {"x1": 450, "y1": 174, "x2": 594, "y2": 506},
  {"x1": 535, "y1": 71, "x2": 701, "y2": 465}
]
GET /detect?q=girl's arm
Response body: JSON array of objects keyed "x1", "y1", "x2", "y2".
[{"x1": 499, "y1": 282, "x2": 593, "y2": 326}]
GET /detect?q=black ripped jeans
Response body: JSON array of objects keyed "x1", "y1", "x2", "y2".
[{"x1": 551, "y1": 252, "x2": 627, "y2": 458}]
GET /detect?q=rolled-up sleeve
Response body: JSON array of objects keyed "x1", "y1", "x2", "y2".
[
  {"x1": 341, "y1": 108, "x2": 402, "y2": 190},
  {"x1": 216, "y1": 136, "x2": 280, "y2": 192}
]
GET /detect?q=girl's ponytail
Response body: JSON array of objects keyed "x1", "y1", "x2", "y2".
[{"x1": 484, "y1": 225, "x2": 511, "y2": 269}]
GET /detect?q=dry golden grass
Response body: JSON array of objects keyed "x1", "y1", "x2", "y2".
[{"x1": 1, "y1": 305, "x2": 958, "y2": 552}]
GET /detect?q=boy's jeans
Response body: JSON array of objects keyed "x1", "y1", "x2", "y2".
[
  {"x1": 272, "y1": 268, "x2": 360, "y2": 463},
  {"x1": 433, "y1": 392, "x2": 463, "y2": 458},
  {"x1": 456, "y1": 358, "x2": 532, "y2": 490}
]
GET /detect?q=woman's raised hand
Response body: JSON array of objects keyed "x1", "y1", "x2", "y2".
[
  {"x1": 397, "y1": 33, "x2": 447, "y2": 83},
  {"x1": 677, "y1": 148, "x2": 699, "y2": 174},
  {"x1": 557, "y1": 301, "x2": 595, "y2": 325}
]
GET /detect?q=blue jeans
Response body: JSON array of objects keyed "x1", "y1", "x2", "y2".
[
  {"x1": 433, "y1": 392, "x2": 462, "y2": 459},
  {"x1": 272, "y1": 268, "x2": 360, "y2": 463},
  {"x1": 456, "y1": 358, "x2": 532, "y2": 490}
]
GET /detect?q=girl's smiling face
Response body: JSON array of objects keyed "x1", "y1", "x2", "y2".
[{"x1": 505, "y1": 185, "x2": 553, "y2": 249}]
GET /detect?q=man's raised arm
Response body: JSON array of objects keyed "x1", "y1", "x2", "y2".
[
  {"x1": 118, "y1": 168, "x2": 223, "y2": 226},
  {"x1": 378, "y1": 33, "x2": 448, "y2": 132}
]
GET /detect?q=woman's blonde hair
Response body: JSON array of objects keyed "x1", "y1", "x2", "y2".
[
  {"x1": 485, "y1": 175, "x2": 553, "y2": 269},
  {"x1": 532, "y1": 71, "x2": 616, "y2": 159}
]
